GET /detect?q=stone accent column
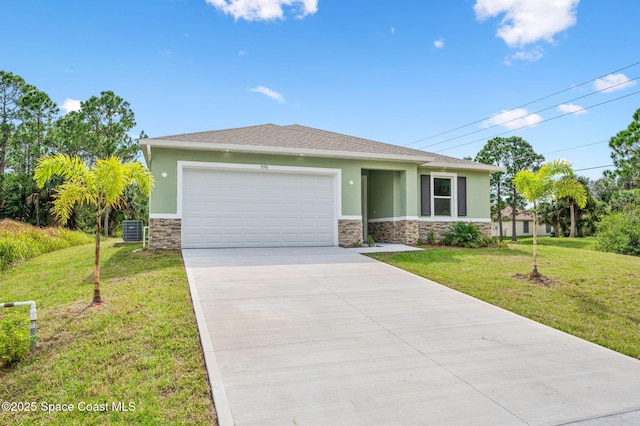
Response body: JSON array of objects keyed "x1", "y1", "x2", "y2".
[
  {"x1": 338, "y1": 219, "x2": 363, "y2": 247},
  {"x1": 475, "y1": 222, "x2": 492, "y2": 237},
  {"x1": 149, "y1": 218, "x2": 182, "y2": 250},
  {"x1": 397, "y1": 220, "x2": 419, "y2": 245}
]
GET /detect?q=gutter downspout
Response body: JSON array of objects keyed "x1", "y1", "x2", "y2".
[{"x1": 0, "y1": 301, "x2": 37, "y2": 349}]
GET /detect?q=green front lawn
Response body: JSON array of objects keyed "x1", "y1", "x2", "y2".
[
  {"x1": 0, "y1": 241, "x2": 216, "y2": 425},
  {"x1": 369, "y1": 237, "x2": 640, "y2": 359}
]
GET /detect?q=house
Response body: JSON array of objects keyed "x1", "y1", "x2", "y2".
[
  {"x1": 140, "y1": 124, "x2": 503, "y2": 249},
  {"x1": 492, "y1": 207, "x2": 551, "y2": 238}
]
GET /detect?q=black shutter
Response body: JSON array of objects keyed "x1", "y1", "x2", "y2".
[
  {"x1": 421, "y1": 175, "x2": 431, "y2": 216},
  {"x1": 457, "y1": 176, "x2": 467, "y2": 216}
]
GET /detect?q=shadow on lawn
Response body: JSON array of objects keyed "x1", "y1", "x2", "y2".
[
  {"x1": 512, "y1": 237, "x2": 596, "y2": 250},
  {"x1": 92, "y1": 243, "x2": 183, "y2": 282},
  {"x1": 571, "y1": 290, "x2": 640, "y2": 327}
]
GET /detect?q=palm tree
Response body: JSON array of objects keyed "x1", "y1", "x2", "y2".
[
  {"x1": 34, "y1": 154, "x2": 154, "y2": 305},
  {"x1": 539, "y1": 200, "x2": 566, "y2": 237},
  {"x1": 513, "y1": 159, "x2": 586, "y2": 278}
]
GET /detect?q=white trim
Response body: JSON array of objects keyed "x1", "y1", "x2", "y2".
[
  {"x1": 431, "y1": 172, "x2": 458, "y2": 219},
  {"x1": 142, "y1": 140, "x2": 434, "y2": 163},
  {"x1": 366, "y1": 216, "x2": 491, "y2": 223},
  {"x1": 149, "y1": 213, "x2": 181, "y2": 219},
  {"x1": 418, "y1": 217, "x2": 491, "y2": 223},
  {"x1": 339, "y1": 215, "x2": 363, "y2": 221},
  {"x1": 420, "y1": 162, "x2": 505, "y2": 173},
  {"x1": 368, "y1": 216, "x2": 420, "y2": 223},
  {"x1": 177, "y1": 161, "x2": 342, "y2": 247}
]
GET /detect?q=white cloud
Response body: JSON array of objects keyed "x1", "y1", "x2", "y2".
[
  {"x1": 593, "y1": 73, "x2": 636, "y2": 93},
  {"x1": 238, "y1": 50, "x2": 247, "y2": 56},
  {"x1": 205, "y1": 0, "x2": 318, "y2": 21},
  {"x1": 474, "y1": 0, "x2": 579, "y2": 47},
  {"x1": 250, "y1": 86, "x2": 285, "y2": 103},
  {"x1": 60, "y1": 98, "x2": 81, "y2": 114},
  {"x1": 558, "y1": 103, "x2": 587, "y2": 115},
  {"x1": 390, "y1": 27, "x2": 395, "y2": 35},
  {"x1": 433, "y1": 38, "x2": 445, "y2": 49},
  {"x1": 507, "y1": 46, "x2": 544, "y2": 64},
  {"x1": 482, "y1": 108, "x2": 543, "y2": 130}
]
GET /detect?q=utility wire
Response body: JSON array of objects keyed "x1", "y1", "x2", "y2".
[
  {"x1": 435, "y1": 89, "x2": 640, "y2": 153},
  {"x1": 574, "y1": 165, "x2": 613, "y2": 172},
  {"x1": 542, "y1": 140, "x2": 608, "y2": 156},
  {"x1": 417, "y1": 76, "x2": 640, "y2": 150},
  {"x1": 404, "y1": 59, "x2": 640, "y2": 146}
]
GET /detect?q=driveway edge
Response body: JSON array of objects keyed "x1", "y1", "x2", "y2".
[{"x1": 183, "y1": 251, "x2": 234, "y2": 426}]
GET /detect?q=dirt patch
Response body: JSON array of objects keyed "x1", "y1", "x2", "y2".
[{"x1": 512, "y1": 273, "x2": 559, "y2": 287}]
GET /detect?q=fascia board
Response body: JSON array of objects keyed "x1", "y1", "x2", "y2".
[
  {"x1": 140, "y1": 140, "x2": 435, "y2": 164},
  {"x1": 420, "y1": 161, "x2": 506, "y2": 173}
]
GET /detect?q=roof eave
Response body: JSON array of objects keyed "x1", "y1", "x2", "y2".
[
  {"x1": 141, "y1": 140, "x2": 436, "y2": 163},
  {"x1": 419, "y1": 161, "x2": 506, "y2": 173}
]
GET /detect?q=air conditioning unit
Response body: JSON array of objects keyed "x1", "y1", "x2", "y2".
[{"x1": 122, "y1": 220, "x2": 143, "y2": 242}]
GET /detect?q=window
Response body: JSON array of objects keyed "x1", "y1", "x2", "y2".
[
  {"x1": 420, "y1": 173, "x2": 466, "y2": 217},
  {"x1": 523, "y1": 220, "x2": 530, "y2": 233},
  {"x1": 433, "y1": 178, "x2": 452, "y2": 216}
]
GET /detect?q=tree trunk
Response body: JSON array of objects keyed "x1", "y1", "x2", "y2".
[
  {"x1": 0, "y1": 126, "x2": 8, "y2": 176},
  {"x1": 530, "y1": 204, "x2": 541, "y2": 279},
  {"x1": 569, "y1": 201, "x2": 577, "y2": 238},
  {"x1": 511, "y1": 196, "x2": 517, "y2": 242},
  {"x1": 93, "y1": 211, "x2": 103, "y2": 306},
  {"x1": 103, "y1": 205, "x2": 110, "y2": 237},
  {"x1": 497, "y1": 182, "x2": 503, "y2": 242}
]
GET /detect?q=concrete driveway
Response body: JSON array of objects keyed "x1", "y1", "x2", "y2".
[{"x1": 183, "y1": 247, "x2": 640, "y2": 426}]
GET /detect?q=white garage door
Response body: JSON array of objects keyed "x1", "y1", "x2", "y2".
[{"x1": 181, "y1": 167, "x2": 337, "y2": 248}]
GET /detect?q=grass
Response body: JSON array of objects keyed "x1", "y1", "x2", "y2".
[
  {"x1": 0, "y1": 219, "x2": 93, "y2": 270},
  {"x1": 0, "y1": 241, "x2": 216, "y2": 425},
  {"x1": 369, "y1": 236, "x2": 640, "y2": 359}
]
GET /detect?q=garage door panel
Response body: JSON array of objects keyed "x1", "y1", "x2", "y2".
[{"x1": 182, "y1": 167, "x2": 337, "y2": 248}]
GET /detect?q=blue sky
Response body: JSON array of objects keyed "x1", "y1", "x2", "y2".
[{"x1": 2, "y1": 0, "x2": 639, "y2": 179}]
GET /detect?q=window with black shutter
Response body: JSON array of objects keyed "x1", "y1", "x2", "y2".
[
  {"x1": 421, "y1": 175, "x2": 430, "y2": 215},
  {"x1": 457, "y1": 176, "x2": 467, "y2": 217}
]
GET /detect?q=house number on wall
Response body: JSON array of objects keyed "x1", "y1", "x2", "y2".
[{"x1": 260, "y1": 165, "x2": 269, "y2": 170}]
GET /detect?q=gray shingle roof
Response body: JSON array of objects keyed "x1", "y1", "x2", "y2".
[{"x1": 144, "y1": 124, "x2": 497, "y2": 169}]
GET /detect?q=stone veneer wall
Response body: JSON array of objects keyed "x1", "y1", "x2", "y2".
[
  {"x1": 149, "y1": 218, "x2": 181, "y2": 250},
  {"x1": 418, "y1": 221, "x2": 492, "y2": 241},
  {"x1": 368, "y1": 219, "x2": 492, "y2": 244},
  {"x1": 368, "y1": 220, "x2": 419, "y2": 245},
  {"x1": 338, "y1": 219, "x2": 363, "y2": 247}
]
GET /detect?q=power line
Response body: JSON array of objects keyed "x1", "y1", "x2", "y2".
[
  {"x1": 404, "y1": 59, "x2": 640, "y2": 147},
  {"x1": 417, "y1": 76, "x2": 640, "y2": 150},
  {"x1": 574, "y1": 165, "x2": 613, "y2": 172},
  {"x1": 434, "y1": 88, "x2": 640, "y2": 153},
  {"x1": 542, "y1": 140, "x2": 608, "y2": 156}
]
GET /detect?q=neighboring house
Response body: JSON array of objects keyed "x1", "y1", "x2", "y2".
[
  {"x1": 492, "y1": 207, "x2": 551, "y2": 238},
  {"x1": 140, "y1": 124, "x2": 503, "y2": 249}
]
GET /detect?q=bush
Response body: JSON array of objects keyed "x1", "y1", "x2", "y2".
[
  {"x1": 0, "y1": 311, "x2": 31, "y2": 365},
  {"x1": 596, "y1": 210, "x2": 640, "y2": 256},
  {"x1": 427, "y1": 230, "x2": 436, "y2": 245},
  {"x1": 442, "y1": 222, "x2": 485, "y2": 248}
]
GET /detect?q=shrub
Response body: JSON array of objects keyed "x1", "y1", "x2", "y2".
[
  {"x1": 0, "y1": 311, "x2": 31, "y2": 365},
  {"x1": 442, "y1": 222, "x2": 484, "y2": 248},
  {"x1": 427, "y1": 230, "x2": 436, "y2": 245},
  {"x1": 596, "y1": 210, "x2": 640, "y2": 256},
  {"x1": 366, "y1": 235, "x2": 375, "y2": 247}
]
